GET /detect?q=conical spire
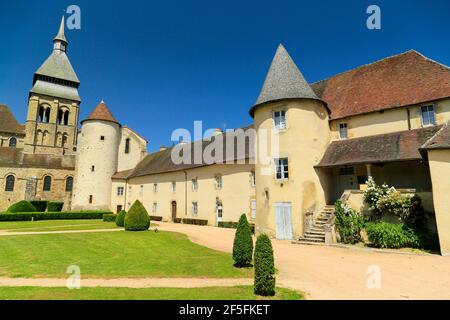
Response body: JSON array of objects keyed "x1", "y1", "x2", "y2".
[
  {"x1": 54, "y1": 16, "x2": 67, "y2": 44},
  {"x1": 250, "y1": 44, "x2": 321, "y2": 117},
  {"x1": 81, "y1": 100, "x2": 121, "y2": 126}
]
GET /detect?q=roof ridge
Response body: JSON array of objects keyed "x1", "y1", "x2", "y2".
[{"x1": 421, "y1": 120, "x2": 450, "y2": 149}]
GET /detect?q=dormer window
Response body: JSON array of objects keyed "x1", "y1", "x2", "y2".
[
  {"x1": 273, "y1": 111, "x2": 286, "y2": 130},
  {"x1": 339, "y1": 123, "x2": 348, "y2": 140},
  {"x1": 421, "y1": 105, "x2": 436, "y2": 126}
]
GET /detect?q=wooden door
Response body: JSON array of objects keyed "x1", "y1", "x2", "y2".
[{"x1": 275, "y1": 202, "x2": 293, "y2": 240}]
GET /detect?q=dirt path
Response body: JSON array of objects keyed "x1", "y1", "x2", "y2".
[
  {"x1": 0, "y1": 277, "x2": 252, "y2": 288},
  {"x1": 156, "y1": 222, "x2": 450, "y2": 300}
]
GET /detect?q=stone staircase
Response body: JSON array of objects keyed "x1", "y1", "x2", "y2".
[{"x1": 297, "y1": 205, "x2": 335, "y2": 244}]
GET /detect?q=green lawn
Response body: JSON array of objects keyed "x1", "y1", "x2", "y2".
[
  {"x1": 0, "y1": 286, "x2": 302, "y2": 300},
  {"x1": 0, "y1": 230, "x2": 252, "y2": 278},
  {"x1": 0, "y1": 219, "x2": 117, "y2": 231}
]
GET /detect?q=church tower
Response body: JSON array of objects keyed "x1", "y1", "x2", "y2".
[{"x1": 24, "y1": 17, "x2": 80, "y2": 155}]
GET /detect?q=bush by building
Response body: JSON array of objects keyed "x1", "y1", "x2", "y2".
[
  {"x1": 103, "y1": 214, "x2": 117, "y2": 222},
  {"x1": 365, "y1": 221, "x2": 424, "y2": 249},
  {"x1": 116, "y1": 210, "x2": 126, "y2": 227},
  {"x1": 124, "y1": 200, "x2": 150, "y2": 231},
  {"x1": 232, "y1": 214, "x2": 254, "y2": 267},
  {"x1": 47, "y1": 202, "x2": 64, "y2": 212},
  {"x1": 30, "y1": 201, "x2": 48, "y2": 212},
  {"x1": 334, "y1": 199, "x2": 366, "y2": 244},
  {"x1": 254, "y1": 234, "x2": 275, "y2": 296},
  {"x1": 6, "y1": 201, "x2": 37, "y2": 213},
  {"x1": 0, "y1": 211, "x2": 111, "y2": 221}
]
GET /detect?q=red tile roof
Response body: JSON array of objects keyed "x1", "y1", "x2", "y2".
[
  {"x1": 316, "y1": 126, "x2": 441, "y2": 168},
  {"x1": 0, "y1": 105, "x2": 25, "y2": 135},
  {"x1": 81, "y1": 101, "x2": 120, "y2": 125},
  {"x1": 422, "y1": 121, "x2": 450, "y2": 150},
  {"x1": 311, "y1": 50, "x2": 450, "y2": 120}
]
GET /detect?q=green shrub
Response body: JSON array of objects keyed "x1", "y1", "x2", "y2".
[
  {"x1": 365, "y1": 221, "x2": 423, "y2": 249},
  {"x1": 103, "y1": 214, "x2": 117, "y2": 222},
  {"x1": 30, "y1": 200, "x2": 48, "y2": 212},
  {"x1": 174, "y1": 218, "x2": 182, "y2": 223},
  {"x1": 334, "y1": 199, "x2": 365, "y2": 244},
  {"x1": 116, "y1": 210, "x2": 126, "y2": 227},
  {"x1": 219, "y1": 221, "x2": 255, "y2": 234},
  {"x1": 232, "y1": 214, "x2": 254, "y2": 268},
  {"x1": 47, "y1": 202, "x2": 64, "y2": 212},
  {"x1": 363, "y1": 177, "x2": 389, "y2": 219},
  {"x1": 182, "y1": 218, "x2": 208, "y2": 226},
  {"x1": 254, "y1": 234, "x2": 275, "y2": 296},
  {"x1": 7, "y1": 201, "x2": 37, "y2": 213},
  {"x1": 150, "y1": 216, "x2": 163, "y2": 221},
  {"x1": 124, "y1": 200, "x2": 150, "y2": 231},
  {"x1": 0, "y1": 211, "x2": 111, "y2": 221}
]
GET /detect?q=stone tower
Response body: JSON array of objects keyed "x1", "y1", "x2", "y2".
[
  {"x1": 24, "y1": 17, "x2": 81, "y2": 155},
  {"x1": 251, "y1": 44, "x2": 331, "y2": 239},
  {"x1": 72, "y1": 101, "x2": 121, "y2": 210}
]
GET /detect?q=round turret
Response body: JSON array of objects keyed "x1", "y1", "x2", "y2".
[{"x1": 72, "y1": 100, "x2": 121, "y2": 210}]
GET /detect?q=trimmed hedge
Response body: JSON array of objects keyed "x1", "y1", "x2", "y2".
[
  {"x1": 150, "y1": 216, "x2": 163, "y2": 221},
  {"x1": 254, "y1": 234, "x2": 276, "y2": 296},
  {"x1": 124, "y1": 200, "x2": 150, "y2": 231},
  {"x1": 182, "y1": 218, "x2": 208, "y2": 226},
  {"x1": 7, "y1": 201, "x2": 37, "y2": 213},
  {"x1": 232, "y1": 214, "x2": 254, "y2": 267},
  {"x1": 219, "y1": 221, "x2": 255, "y2": 234},
  {"x1": 47, "y1": 202, "x2": 64, "y2": 212},
  {"x1": 116, "y1": 210, "x2": 126, "y2": 227},
  {"x1": 103, "y1": 214, "x2": 117, "y2": 222},
  {"x1": 30, "y1": 201, "x2": 48, "y2": 212},
  {"x1": 0, "y1": 211, "x2": 112, "y2": 221},
  {"x1": 174, "y1": 218, "x2": 182, "y2": 224},
  {"x1": 365, "y1": 221, "x2": 423, "y2": 249}
]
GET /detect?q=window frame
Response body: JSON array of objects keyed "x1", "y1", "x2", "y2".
[
  {"x1": 421, "y1": 105, "x2": 436, "y2": 126},
  {"x1": 215, "y1": 175, "x2": 222, "y2": 190},
  {"x1": 65, "y1": 176, "x2": 74, "y2": 192},
  {"x1": 274, "y1": 158, "x2": 289, "y2": 181},
  {"x1": 192, "y1": 201, "x2": 198, "y2": 217},
  {"x1": 9, "y1": 137, "x2": 17, "y2": 148},
  {"x1": 338, "y1": 122, "x2": 348, "y2": 140},
  {"x1": 153, "y1": 183, "x2": 158, "y2": 193},
  {"x1": 5, "y1": 175, "x2": 15, "y2": 192},
  {"x1": 152, "y1": 202, "x2": 158, "y2": 214},
  {"x1": 250, "y1": 171, "x2": 256, "y2": 187},
  {"x1": 43, "y1": 175, "x2": 52, "y2": 192},
  {"x1": 273, "y1": 110, "x2": 287, "y2": 130},
  {"x1": 117, "y1": 186, "x2": 124, "y2": 196},
  {"x1": 192, "y1": 178, "x2": 198, "y2": 192},
  {"x1": 172, "y1": 181, "x2": 176, "y2": 193}
]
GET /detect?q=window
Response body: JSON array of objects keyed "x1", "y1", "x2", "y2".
[
  {"x1": 192, "y1": 202, "x2": 198, "y2": 216},
  {"x1": 153, "y1": 183, "x2": 158, "y2": 193},
  {"x1": 250, "y1": 171, "x2": 256, "y2": 187},
  {"x1": 89, "y1": 195, "x2": 93, "y2": 204},
  {"x1": 274, "y1": 158, "x2": 289, "y2": 180},
  {"x1": 9, "y1": 137, "x2": 17, "y2": 148},
  {"x1": 140, "y1": 185, "x2": 144, "y2": 196},
  {"x1": 251, "y1": 200, "x2": 257, "y2": 220},
  {"x1": 117, "y1": 186, "x2": 124, "y2": 196},
  {"x1": 116, "y1": 205, "x2": 123, "y2": 213},
  {"x1": 62, "y1": 134, "x2": 68, "y2": 148},
  {"x1": 5, "y1": 175, "x2": 15, "y2": 192},
  {"x1": 339, "y1": 123, "x2": 348, "y2": 139},
  {"x1": 192, "y1": 178, "x2": 198, "y2": 191},
  {"x1": 100, "y1": 136, "x2": 105, "y2": 141},
  {"x1": 65, "y1": 177, "x2": 74, "y2": 192},
  {"x1": 215, "y1": 175, "x2": 222, "y2": 190},
  {"x1": 125, "y1": 138, "x2": 130, "y2": 154},
  {"x1": 273, "y1": 110, "x2": 286, "y2": 130},
  {"x1": 172, "y1": 181, "x2": 176, "y2": 193},
  {"x1": 57, "y1": 109, "x2": 69, "y2": 125},
  {"x1": 339, "y1": 167, "x2": 355, "y2": 176},
  {"x1": 91, "y1": 165, "x2": 95, "y2": 172},
  {"x1": 43, "y1": 176, "x2": 52, "y2": 191},
  {"x1": 421, "y1": 105, "x2": 436, "y2": 126},
  {"x1": 153, "y1": 202, "x2": 158, "y2": 214}
]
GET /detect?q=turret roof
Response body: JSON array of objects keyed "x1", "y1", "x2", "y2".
[{"x1": 81, "y1": 100, "x2": 120, "y2": 125}]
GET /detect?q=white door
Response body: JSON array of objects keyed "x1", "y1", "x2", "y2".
[
  {"x1": 275, "y1": 202, "x2": 293, "y2": 240},
  {"x1": 251, "y1": 200, "x2": 257, "y2": 220}
]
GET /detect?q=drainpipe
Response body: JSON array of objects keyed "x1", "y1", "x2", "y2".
[
  {"x1": 124, "y1": 179, "x2": 128, "y2": 211},
  {"x1": 183, "y1": 170, "x2": 188, "y2": 217},
  {"x1": 407, "y1": 108, "x2": 411, "y2": 130},
  {"x1": 365, "y1": 164, "x2": 373, "y2": 179}
]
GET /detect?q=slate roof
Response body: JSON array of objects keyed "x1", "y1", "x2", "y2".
[
  {"x1": 115, "y1": 126, "x2": 255, "y2": 179},
  {"x1": 422, "y1": 122, "x2": 450, "y2": 150},
  {"x1": 250, "y1": 44, "x2": 323, "y2": 117},
  {"x1": 0, "y1": 147, "x2": 76, "y2": 169},
  {"x1": 81, "y1": 101, "x2": 120, "y2": 125},
  {"x1": 316, "y1": 126, "x2": 441, "y2": 168},
  {"x1": 0, "y1": 105, "x2": 25, "y2": 135},
  {"x1": 34, "y1": 50, "x2": 79, "y2": 84},
  {"x1": 30, "y1": 80, "x2": 81, "y2": 102},
  {"x1": 311, "y1": 50, "x2": 450, "y2": 120}
]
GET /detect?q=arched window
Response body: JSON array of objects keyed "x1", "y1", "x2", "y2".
[
  {"x1": 57, "y1": 109, "x2": 63, "y2": 125},
  {"x1": 44, "y1": 108, "x2": 50, "y2": 123},
  {"x1": 62, "y1": 134, "x2": 68, "y2": 148},
  {"x1": 63, "y1": 111, "x2": 69, "y2": 125},
  {"x1": 5, "y1": 175, "x2": 15, "y2": 192},
  {"x1": 38, "y1": 106, "x2": 45, "y2": 122},
  {"x1": 65, "y1": 177, "x2": 74, "y2": 192},
  {"x1": 9, "y1": 137, "x2": 17, "y2": 148},
  {"x1": 125, "y1": 138, "x2": 130, "y2": 154},
  {"x1": 43, "y1": 176, "x2": 52, "y2": 191}
]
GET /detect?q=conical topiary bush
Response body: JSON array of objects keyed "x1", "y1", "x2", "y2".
[
  {"x1": 124, "y1": 200, "x2": 150, "y2": 231},
  {"x1": 116, "y1": 210, "x2": 127, "y2": 227},
  {"x1": 232, "y1": 214, "x2": 253, "y2": 267},
  {"x1": 7, "y1": 200, "x2": 37, "y2": 213},
  {"x1": 254, "y1": 234, "x2": 275, "y2": 296}
]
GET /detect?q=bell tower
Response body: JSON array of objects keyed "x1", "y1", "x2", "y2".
[{"x1": 24, "y1": 16, "x2": 81, "y2": 155}]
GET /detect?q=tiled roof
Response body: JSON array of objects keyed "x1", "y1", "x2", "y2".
[
  {"x1": 112, "y1": 169, "x2": 134, "y2": 180},
  {"x1": 35, "y1": 50, "x2": 79, "y2": 84},
  {"x1": 81, "y1": 101, "x2": 120, "y2": 125},
  {"x1": 316, "y1": 126, "x2": 441, "y2": 168},
  {"x1": 311, "y1": 50, "x2": 450, "y2": 120},
  {"x1": 0, "y1": 105, "x2": 25, "y2": 135},
  {"x1": 250, "y1": 44, "x2": 322, "y2": 117},
  {"x1": 127, "y1": 126, "x2": 254, "y2": 178},
  {"x1": 422, "y1": 121, "x2": 450, "y2": 150},
  {"x1": 0, "y1": 147, "x2": 76, "y2": 169}
]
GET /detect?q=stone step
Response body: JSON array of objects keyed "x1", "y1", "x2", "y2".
[
  {"x1": 303, "y1": 233, "x2": 325, "y2": 239},
  {"x1": 305, "y1": 231, "x2": 325, "y2": 237},
  {"x1": 298, "y1": 237, "x2": 325, "y2": 243},
  {"x1": 309, "y1": 227, "x2": 325, "y2": 233},
  {"x1": 293, "y1": 240, "x2": 326, "y2": 246}
]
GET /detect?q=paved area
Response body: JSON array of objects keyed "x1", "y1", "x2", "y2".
[
  {"x1": 157, "y1": 222, "x2": 450, "y2": 300},
  {"x1": 0, "y1": 277, "x2": 252, "y2": 288}
]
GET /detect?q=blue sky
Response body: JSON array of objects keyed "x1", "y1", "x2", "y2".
[{"x1": 0, "y1": 0, "x2": 449, "y2": 151}]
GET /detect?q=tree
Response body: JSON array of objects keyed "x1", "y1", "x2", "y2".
[
  {"x1": 232, "y1": 214, "x2": 253, "y2": 267},
  {"x1": 124, "y1": 200, "x2": 150, "y2": 231},
  {"x1": 254, "y1": 234, "x2": 275, "y2": 296},
  {"x1": 116, "y1": 210, "x2": 127, "y2": 227}
]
